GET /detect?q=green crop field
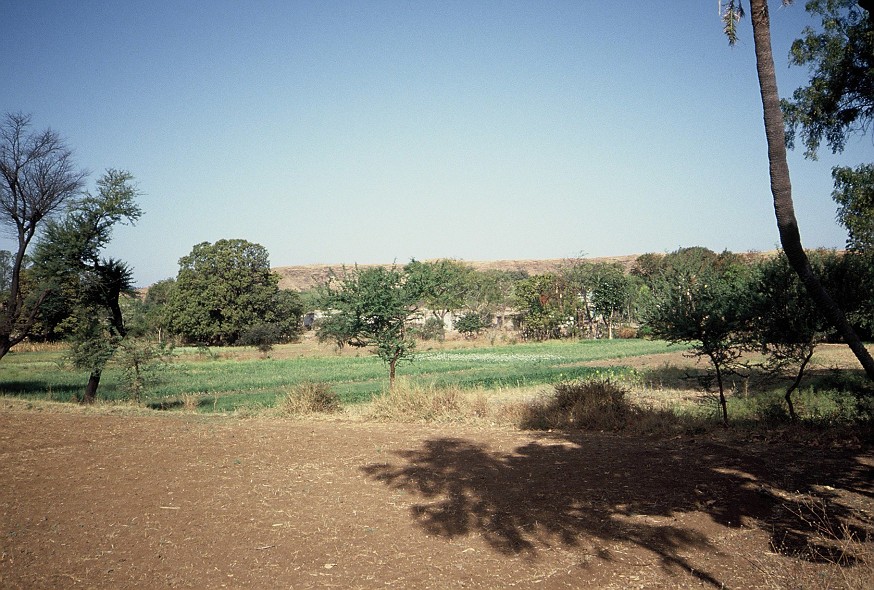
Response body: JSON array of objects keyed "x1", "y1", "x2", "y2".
[{"x1": 0, "y1": 338, "x2": 681, "y2": 412}]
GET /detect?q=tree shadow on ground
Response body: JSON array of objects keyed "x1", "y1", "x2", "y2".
[{"x1": 362, "y1": 431, "x2": 872, "y2": 588}]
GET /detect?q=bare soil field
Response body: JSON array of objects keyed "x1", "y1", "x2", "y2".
[{"x1": 2, "y1": 401, "x2": 871, "y2": 589}]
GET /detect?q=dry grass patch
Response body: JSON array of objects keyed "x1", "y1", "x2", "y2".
[
  {"x1": 518, "y1": 378, "x2": 630, "y2": 431},
  {"x1": 367, "y1": 378, "x2": 489, "y2": 423},
  {"x1": 278, "y1": 382, "x2": 342, "y2": 417}
]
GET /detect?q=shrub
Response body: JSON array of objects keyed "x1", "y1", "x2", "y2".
[
  {"x1": 368, "y1": 378, "x2": 486, "y2": 423},
  {"x1": 416, "y1": 317, "x2": 446, "y2": 341},
  {"x1": 455, "y1": 312, "x2": 489, "y2": 338},
  {"x1": 237, "y1": 323, "x2": 282, "y2": 354},
  {"x1": 278, "y1": 382, "x2": 341, "y2": 416},
  {"x1": 615, "y1": 326, "x2": 639, "y2": 339},
  {"x1": 520, "y1": 378, "x2": 630, "y2": 431}
]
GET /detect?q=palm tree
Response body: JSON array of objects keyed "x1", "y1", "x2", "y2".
[{"x1": 726, "y1": 0, "x2": 874, "y2": 379}]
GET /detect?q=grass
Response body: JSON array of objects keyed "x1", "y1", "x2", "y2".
[
  {"x1": 0, "y1": 337, "x2": 676, "y2": 411},
  {"x1": 2, "y1": 338, "x2": 870, "y2": 434}
]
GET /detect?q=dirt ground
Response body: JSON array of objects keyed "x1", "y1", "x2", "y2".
[{"x1": 1, "y1": 406, "x2": 872, "y2": 589}]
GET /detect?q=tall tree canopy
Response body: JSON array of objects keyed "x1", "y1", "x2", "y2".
[{"x1": 167, "y1": 239, "x2": 300, "y2": 345}]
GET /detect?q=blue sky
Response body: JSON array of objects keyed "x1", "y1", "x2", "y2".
[{"x1": 2, "y1": 1, "x2": 870, "y2": 287}]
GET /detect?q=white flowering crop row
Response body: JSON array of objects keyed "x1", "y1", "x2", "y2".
[{"x1": 419, "y1": 352, "x2": 564, "y2": 364}]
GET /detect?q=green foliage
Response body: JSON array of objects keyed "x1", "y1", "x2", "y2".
[
  {"x1": 404, "y1": 259, "x2": 472, "y2": 321},
  {"x1": 414, "y1": 317, "x2": 445, "y2": 341},
  {"x1": 832, "y1": 164, "x2": 874, "y2": 253},
  {"x1": 113, "y1": 338, "x2": 172, "y2": 402},
  {"x1": 782, "y1": 0, "x2": 873, "y2": 158},
  {"x1": 30, "y1": 170, "x2": 142, "y2": 401},
  {"x1": 139, "y1": 278, "x2": 176, "y2": 342},
  {"x1": 462, "y1": 269, "x2": 517, "y2": 317},
  {"x1": 237, "y1": 323, "x2": 282, "y2": 353},
  {"x1": 455, "y1": 312, "x2": 489, "y2": 338},
  {"x1": 721, "y1": 0, "x2": 745, "y2": 46},
  {"x1": 643, "y1": 248, "x2": 756, "y2": 423},
  {"x1": 512, "y1": 274, "x2": 567, "y2": 340},
  {"x1": 167, "y1": 239, "x2": 301, "y2": 345},
  {"x1": 590, "y1": 264, "x2": 630, "y2": 339},
  {"x1": 0, "y1": 113, "x2": 88, "y2": 357},
  {"x1": 316, "y1": 265, "x2": 420, "y2": 384}
]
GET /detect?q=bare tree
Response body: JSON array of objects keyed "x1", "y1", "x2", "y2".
[{"x1": 0, "y1": 112, "x2": 87, "y2": 359}]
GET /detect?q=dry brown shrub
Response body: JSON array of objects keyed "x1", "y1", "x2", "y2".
[
  {"x1": 519, "y1": 379, "x2": 630, "y2": 431},
  {"x1": 279, "y1": 382, "x2": 341, "y2": 416},
  {"x1": 181, "y1": 393, "x2": 201, "y2": 412},
  {"x1": 368, "y1": 378, "x2": 488, "y2": 423}
]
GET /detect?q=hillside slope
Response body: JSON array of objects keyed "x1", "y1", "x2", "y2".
[{"x1": 273, "y1": 255, "x2": 641, "y2": 291}]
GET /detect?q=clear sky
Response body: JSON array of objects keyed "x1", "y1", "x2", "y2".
[{"x1": 1, "y1": 1, "x2": 870, "y2": 287}]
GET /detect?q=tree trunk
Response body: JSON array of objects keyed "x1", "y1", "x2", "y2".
[
  {"x1": 83, "y1": 370, "x2": 101, "y2": 404},
  {"x1": 389, "y1": 359, "x2": 397, "y2": 389},
  {"x1": 749, "y1": 0, "x2": 874, "y2": 380},
  {"x1": 712, "y1": 357, "x2": 729, "y2": 426},
  {"x1": 785, "y1": 346, "x2": 814, "y2": 423}
]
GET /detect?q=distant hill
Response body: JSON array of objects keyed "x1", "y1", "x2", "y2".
[{"x1": 272, "y1": 255, "x2": 641, "y2": 291}]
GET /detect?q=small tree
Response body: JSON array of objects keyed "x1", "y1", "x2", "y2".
[
  {"x1": 455, "y1": 312, "x2": 489, "y2": 339},
  {"x1": 752, "y1": 252, "x2": 830, "y2": 420},
  {"x1": 316, "y1": 265, "x2": 420, "y2": 387},
  {"x1": 113, "y1": 337, "x2": 172, "y2": 403},
  {"x1": 237, "y1": 323, "x2": 282, "y2": 356},
  {"x1": 512, "y1": 274, "x2": 567, "y2": 340},
  {"x1": 31, "y1": 170, "x2": 142, "y2": 402},
  {"x1": 644, "y1": 248, "x2": 755, "y2": 425},
  {"x1": 590, "y1": 263, "x2": 630, "y2": 340}
]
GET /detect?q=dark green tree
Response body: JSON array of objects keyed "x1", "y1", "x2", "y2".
[
  {"x1": 0, "y1": 113, "x2": 87, "y2": 359},
  {"x1": 316, "y1": 265, "x2": 420, "y2": 386},
  {"x1": 31, "y1": 170, "x2": 142, "y2": 402},
  {"x1": 167, "y1": 239, "x2": 300, "y2": 345},
  {"x1": 644, "y1": 248, "x2": 755, "y2": 425},
  {"x1": 752, "y1": 251, "x2": 831, "y2": 420},
  {"x1": 512, "y1": 274, "x2": 567, "y2": 340}
]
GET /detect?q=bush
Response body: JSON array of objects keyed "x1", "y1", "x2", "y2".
[
  {"x1": 278, "y1": 382, "x2": 341, "y2": 416},
  {"x1": 455, "y1": 312, "x2": 489, "y2": 338},
  {"x1": 520, "y1": 379, "x2": 630, "y2": 431},
  {"x1": 416, "y1": 317, "x2": 445, "y2": 341},
  {"x1": 368, "y1": 378, "x2": 487, "y2": 423},
  {"x1": 238, "y1": 323, "x2": 282, "y2": 354}
]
